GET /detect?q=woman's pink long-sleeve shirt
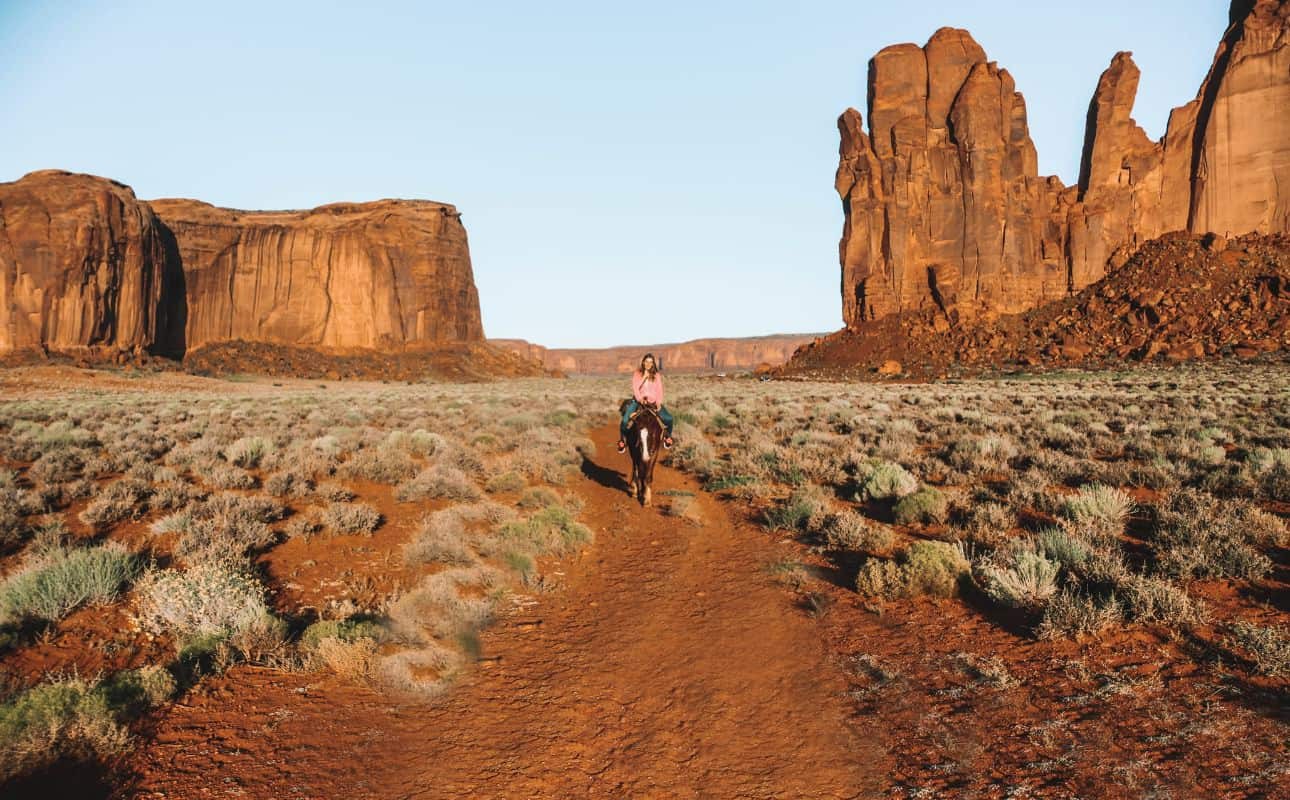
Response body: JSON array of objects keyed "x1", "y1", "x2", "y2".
[{"x1": 632, "y1": 370, "x2": 663, "y2": 406}]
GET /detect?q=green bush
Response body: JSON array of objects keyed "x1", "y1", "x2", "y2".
[
  {"x1": 0, "y1": 543, "x2": 141, "y2": 625},
  {"x1": 978, "y1": 549, "x2": 1061, "y2": 610},
  {"x1": 892, "y1": 487, "x2": 948, "y2": 525},
  {"x1": 855, "y1": 541, "x2": 969, "y2": 599},
  {"x1": 859, "y1": 462, "x2": 918, "y2": 501}
]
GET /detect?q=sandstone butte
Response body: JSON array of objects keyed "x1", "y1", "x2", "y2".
[
  {"x1": 490, "y1": 333, "x2": 823, "y2": 375},
  {"x1": 0, "y1": 169, "x2": 483, "y2": 356},
  {"x1": 836, "y1": 0, "x2": 1290, "y2": 329}
]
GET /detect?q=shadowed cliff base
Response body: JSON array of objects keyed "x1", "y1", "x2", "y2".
[
  {"x1": 783, "y1": 232, "x2": 1290, "y2": 380},
  {"x1": 0, "y1": 340, "x2": 546, "y2": 382}
]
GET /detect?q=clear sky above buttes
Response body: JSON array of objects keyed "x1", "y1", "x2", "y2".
[{"x1": 0, "y1": 1, "x2": 1227, "y2": 348}]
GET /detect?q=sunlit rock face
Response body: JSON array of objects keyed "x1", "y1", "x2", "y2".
[
  {"x1": 837, "y1": 0, "x2": 1290, "y2": 329},
  {"x1": 151, "y1": 197, "x2": 483, "y2": 351},
  {"x1": 0, "y1": 170, "x2": 181, "y2": 354}
]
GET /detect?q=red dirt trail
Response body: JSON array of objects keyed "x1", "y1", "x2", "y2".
[{"x1": 122, "y1": 425, "x2": 880, "y2": 799}]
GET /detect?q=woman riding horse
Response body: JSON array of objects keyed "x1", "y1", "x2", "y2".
[{"x1": 617, "y1": 353, "x2": 675, "y2": 454}]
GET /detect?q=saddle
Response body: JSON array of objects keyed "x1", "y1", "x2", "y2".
[{"x1": 625, "y1": 402, "x2": 663, "y2": 428}]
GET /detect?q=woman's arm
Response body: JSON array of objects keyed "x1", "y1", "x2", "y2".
[{"x1": 632, "y1": 371, "x2": 646, "y2": 403}]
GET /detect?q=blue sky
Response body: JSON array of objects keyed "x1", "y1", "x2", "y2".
[{"x1": 0, "y1": 1, "x2": 1227, "y2": 347}]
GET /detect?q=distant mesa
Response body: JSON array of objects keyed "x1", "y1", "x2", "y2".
[
  {"x1": 835, "y1": 0, "x2": 1290, "y2": 329},
  {"x1": 490, "y1": 334, "x2": 823, "y2": 375},
  {"x1": 0, "y1": 169, "x2": 508, "y2": 375}
]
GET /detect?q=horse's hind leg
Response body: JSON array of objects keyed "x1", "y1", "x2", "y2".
[{"x1": 642, "y1": 483, "x2": 651, "y2": 507}]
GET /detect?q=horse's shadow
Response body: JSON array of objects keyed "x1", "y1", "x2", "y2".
[{"x1": 581, "y1": 454, "x2": 630, "y2": 493}]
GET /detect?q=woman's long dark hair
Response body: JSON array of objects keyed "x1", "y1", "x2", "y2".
[{"x1": 640, "y1": 352, "x2": 659, "y2": 379}]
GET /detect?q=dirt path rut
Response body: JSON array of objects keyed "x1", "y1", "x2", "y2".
[{"x1": 127, "y1": 425, "x2": 874, "y2": 799}]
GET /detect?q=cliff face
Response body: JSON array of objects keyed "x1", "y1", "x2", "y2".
[
  {"x1": 150, "y1": 198, "x2": 482, "y2": 351},
  {"x1": 0, "y1": 171, "x2": 485, "y2": 356},
  {"x1": 490, "y1": 334, "x2": 820, "y2": 375},
  {"x1": 0, "y1": 170, "x2": 182, "y2": 354},
  {"x1": 837, "y1": 0, "x2": 1290, "y2": 329}
]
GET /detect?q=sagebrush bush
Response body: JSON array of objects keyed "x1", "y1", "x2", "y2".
[
  {"x1": 1228, "y1": 622, "x2": 1289, "y2": 677},
  {"x1": 395, "y1": 464, "x2": 481, "y2": 502},
  {"x1": 855, "y1": 541, "x2": 969, "y2": 599},
  {"x1": 977, "y1": 549, "x2": 1061, "y2": 610},
  {"x1": 320, "y1": 502, "x2": 382, "y2": 536},
  {"x1": 859, "y1": 462, "x2": 918, "y2": 501},
  {"x1": 136, "y1": 562, "x2": 276, "y2": 645},
  {"x1": 0, "y1": 542, "x2": 141, "y2": 625},
  {"x1": 892, "y1": 487, "x2": 948, "y2": 525},
  {"x1": 822, "y1": 510, "x2": 895, "y2": 554},
  {"x1": 764, "y1": 485, "x2": 829, "y2": 533},
  {"x1": 1153, "y1": 489, "x2": 1273, "y2": 580},
  {"x1": 1037, "y1": 588, "x2": 1122, "y2": 639},
  {"x1": 0, "y1": 675, "x2": 129, "y2": 782}
]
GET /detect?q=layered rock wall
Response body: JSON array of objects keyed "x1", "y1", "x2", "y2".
[
  {"x1": 838, "y1": 0, "x2": 1290, "y2": 328},
  {"x1": 0, "y1": 171, "x2": 485, "y2": 355},
  {"x1": 150, "y1": 199, "x2": 482, "y2": 351},
  {"x1": 0, "y1": 170, "x2": 181, "y2": 354},
  {"x1": 491, "y1": 334, "x2": 820, "y2": 375}
]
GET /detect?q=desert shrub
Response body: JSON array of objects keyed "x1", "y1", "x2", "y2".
[
  {"x1": 489, "y1": 504, "x2": 591, "y2": 558},
  {"x1": 203, "y1": 461, "x2": 257, "y2": 490},
  {"x1": 1228, "y1": 622, "x2": 1289, "y2": 677},
  {"x1": 79, "y1": 477, "x2": 152, "y2": 528},
  {"x1": 1037, "y1": 527, "x2": 1091, "y2": 569},
  {"x1": 946, "y1": 435, "x2": 1016, "y2": 473},
  {"x1": 855, "y1": 541, "x2": 969, "y2": 599},
  {"x1": 315, "y1": 481, "x2": 356, "y2": 502},
  {"x1": 1152, "y1": 489, "x2": 1273, "y2": 580},
  {"x1": 892, "y1": 487, "x2": 948, "y2": 525},
  {"x1": 0, "y1": 542, "x2": 141, "y2": 625},
  {"x1": 173, "y1": 493, "x2": 286, "y2": 563},
  {"x1": 284, "y1": 514, "x2": 321, "y2": 539},
  {"x1": 670, "y1": 427, "x2": 717, "y2": 477},
  {"x1": 320, "y1": 502, "x2": 382, "y2": 536},
  {"x1": 395, "y1": 464, "x2": 481, "y2": 502},
  {"x1": 1037, "y1": 588, "x2": 1122, "y2": 639},
  {"x1": 264, "y1": 470, "x2": 313, "y2": 498},
  {"x1": 375, "y1": 644, "x2": 463, "y2": 697},
  {"x1": 150, "y1": 479, "x2": 203, "y2": 511},
  {"x1": 404, "y1": 510, "x2": 477, "y2": 566},
  {"x1": 386, "y1": 567, "x2": 504, "y2": 643},
  {"x1": 764, "y1": 485, "x2": 829, "y2": 533},
  {"x1": 224, "y1": 436, "x2": 271, "y2": 468},
  {"x1": 136, "y1": 562, "x2": 277, "y2": 647},
  {"x1": 858, "y1": 462, "x2": 918, "y2": 501},
  {"x1": 485, "y1": 471, "x2": 526, "y2": 494},
  {"x1": 1119, "y1": 575, "x2": 1206, "y2": 627},
  {"x1": 28, "y1": 448, "x2": 84, "y2": 484},
  {"x1": 822, "y1": 510, "x2": 894, "y2": 554},
  {"x1": 301, "y1": 616, "x2": 385, "y2": 650},
  {"x1": 0, "y1": 676, "x2": 129, "y2": 782},
  {"x1": 1060, "y1": 484, "x2": 1134, "y2": 530},
  {"x1": 0, "y1": 486, "x2": 23, "y2": 547},
  {"x1": 958, "y1": 501, "x2": 1015, "y2": 548},
  {"x1": 517, "y1": 486, "x2": 561, "y2": 510},
  {"x1": 976, "y1": 549, "x2": 1061, "y2": 610},
  {"x1": 340, "y1": 446, "x2": 417, "y2": 484}
]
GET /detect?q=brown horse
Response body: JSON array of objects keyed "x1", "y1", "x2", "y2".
[{"x1": 623, "y1": 401, "x2": 665, "y2": 506}]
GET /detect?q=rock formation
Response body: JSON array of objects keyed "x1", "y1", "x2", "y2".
[
  {"x1": 0, "y1": 171, "x2": 485, "y2": 357},
  {"x1": 0, "y1": 170, "x2": 182, "y2": 354},
  {"x1": 837, "y1": 0, "x2": 1290, "y2": 329},
  {"x1": 150, "y1": 198, "x2": 482, "y2": 351},
  {"x1": 490, "y1": 334, "x2": 821, "y2": 375}
]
